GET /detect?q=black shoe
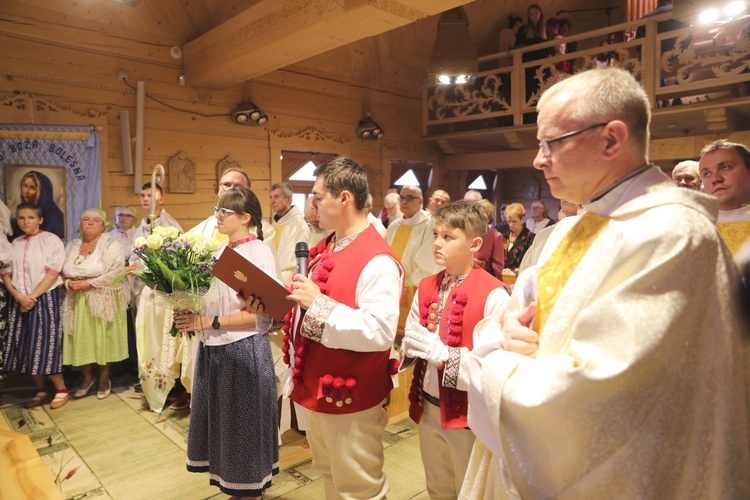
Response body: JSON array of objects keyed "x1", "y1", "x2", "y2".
[{"x1": 134, "y1": 383, "x2": 143, "y2": 393}]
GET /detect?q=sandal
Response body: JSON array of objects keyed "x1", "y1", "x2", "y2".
[
  {"x1": 26, "y1": 391, "x2": 48, "y2": 408},
  {"x1": 50, "y1": 391, "x2": 70, "y2": 410}
]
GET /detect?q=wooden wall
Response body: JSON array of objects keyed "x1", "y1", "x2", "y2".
[{"x1": 0, "y1": 2, "x2": 443, "y2": 230}]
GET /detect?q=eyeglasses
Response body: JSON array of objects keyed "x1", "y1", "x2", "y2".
[
  {"x1": 538, "y1": 122, "x2": 609, "y2": 157},
  {"x1": 399, "y1": 195, "x2": 419, "y2": 203},
  {"x1": 212, "y1": 206, "x2": 238, "y2": 218}
]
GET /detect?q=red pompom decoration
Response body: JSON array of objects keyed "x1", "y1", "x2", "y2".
[
  {"x1": 321, "y1": 374, "x2": 334, "y2": 385},
  {"x1": 283, "y1": 354, "x2": 290, "y2": 365},
  {"x1": 308, "y1": 247, "x2": 319, "y2": 260},
  {"x1": 345, "y1": 377, "x2": 357, "y2": 389},
  {"x1": 450, "y1": 316, "x2": 463, "y2": 326},
  {"x1": 318, "y1": 283, "x2": 328, "y2": 294},
  {"x1": 281, "y1": 344, "x2": 290, "y2": 355},
  {"x1": 283, "y1": 334, "x2": 291, "y2": 343},
  {"x1": 293, "y1": 367, "x2": 302, "y2": 377},
  {"x1": 296, "y1": 345, "x2": 306, "y2": 356},
  {"x1": 423, "y1": 296, "x2": 433, "y2": 307},
  {"x1": 284, "y1": 311, "x2": 293, "y2": 322},
  {"x1": 454, "y1": 293, "x2": 468, "y2": 305},
  {"x1": 447, "y1": 336, "x2": 462, "y2": 347},
  {"x1": 333, "y1": 376, "x2": 345, "y2": 389},
  {"x1": 449, "y1": 324, "x2": 462, "y2": 335},
  {"x1": 294, "y1": 355, "x2": 303, "y2": 365},
  {"x1": 321, "y1": 257, "x2": 335, "y2": 271},
  {"x1": 315, "y1": 268, "x2": 330, "y2": 281},
  {"x1": 387, "y1": 358, "x2": 400, "y2": 376},
  {"x1": 451, "y1": 304, "x2": 465, "y2": 315}
]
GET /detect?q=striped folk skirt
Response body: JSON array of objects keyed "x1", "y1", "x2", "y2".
[
  {"x1": 3, "y1": 286, "x2": 63, "y2": 375},
  {"x1": 186, "y1": 333, "x2": 279, "y2": 497}
]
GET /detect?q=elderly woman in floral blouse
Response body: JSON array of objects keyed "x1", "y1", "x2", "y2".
[{"x1": 62, "y1": 208, "x2": 130, "y2": 400}]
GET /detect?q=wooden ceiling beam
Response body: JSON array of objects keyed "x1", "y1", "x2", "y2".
[{"x1": 183, "y1": 0, "x2": 474, "y2": 88}]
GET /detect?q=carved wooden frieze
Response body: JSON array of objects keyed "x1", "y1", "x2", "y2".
[
  {"x1": 427, "y1": 73, "x2": 511, "y2": 121},
  {"x1": 216, "y1": 155, "x2": 242, "y2": 182},
  {"x1": 1, "y1": 92, "x2": 106, "y2": 118},
  {"x1": 661, "y1": 34, "x2": 750, "y2": 86},
  {"x1": 167, "y1": 151, "x2": 196, "y2": 193},
  {"x1": 272, "y1": 127, "x2": 349, "y2": 144}
]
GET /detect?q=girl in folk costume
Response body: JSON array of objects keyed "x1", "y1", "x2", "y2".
[
  {"x1": 401, "y1": 201, "x2": 510, "y2": 499},
  {"x1": 62, "y1": 209, "x2": 130, "y2": 400},
  {"x1": 174, "y1": 186, "x2": 279, "y2": 499},
  {"x1": 2, "y1": 203, "x2": 69, "y2": 409}
]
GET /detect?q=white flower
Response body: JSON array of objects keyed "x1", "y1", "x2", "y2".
[
  {"x1": 152, "y1": 226, "x2": 180, "y2": 239},
  {"x1": 204, "y1": 237, "x2": 220, "y2": 252},
  {"x1": 179, "y1": 232, "x2": 200, "y2": 247},
  {"x1": 146, "y1": 234, "x2": 163, "y2": 250},
  {"x1": 134, "y1": 236, "x2": 147, "y2": 248}
]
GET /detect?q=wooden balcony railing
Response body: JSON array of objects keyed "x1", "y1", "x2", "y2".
[{"x1": 423, "y1": 13, "x2": 750, "y2": 136}]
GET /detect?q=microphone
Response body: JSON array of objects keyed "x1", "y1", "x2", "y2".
[{"x1": 295, "y1": 242, "x2": 309, "y2": 277}]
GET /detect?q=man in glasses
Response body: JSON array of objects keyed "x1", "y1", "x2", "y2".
[
  {"x1": 462, "y1": 68, "x2": 749, "y2": 497},
  {"x1": 190, "y1": 167, "x2": 275, "y2": 251},
  {"x1": 385, "y1": 186, "x2": 441, "y2": 336}
]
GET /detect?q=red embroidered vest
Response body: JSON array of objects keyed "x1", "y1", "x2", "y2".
[
  {"x1": 290, "y1": 225, "x2": 402, "y2": 414},
  {"x1": 409, "y1": 266, "x2": 502, "y2": 428}
]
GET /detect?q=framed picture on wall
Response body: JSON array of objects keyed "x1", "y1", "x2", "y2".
[{"x1": 4, "y1": 164, "x2": 67, "y2": 240}]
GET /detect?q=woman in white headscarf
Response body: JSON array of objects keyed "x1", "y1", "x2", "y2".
[
  {"x1": 61, "y1": 209, "x2": 130, "y2": 399},
  {"x1": 0, "y1": 200, "x2": 14, "y2": 379}
]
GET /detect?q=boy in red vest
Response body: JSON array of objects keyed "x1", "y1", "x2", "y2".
[{"x1": 402, "y1": 200, "x2": 510, "y2": 499}]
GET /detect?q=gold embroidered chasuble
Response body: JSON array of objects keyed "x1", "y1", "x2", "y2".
[{"x1": 460, "y1": 172, "x2": 750, "y2": 498}]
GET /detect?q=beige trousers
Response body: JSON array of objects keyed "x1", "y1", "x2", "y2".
[
  {"x1": 307, "y1": 405, "x2": 390, "y2": 500},
  {"x1": 418, "y1": 401, "x2": 475, "y2": 499}
]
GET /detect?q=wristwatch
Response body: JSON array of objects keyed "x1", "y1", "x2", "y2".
[{"x1": 211, "y1": 316, "x2": 220, "y2": 330}]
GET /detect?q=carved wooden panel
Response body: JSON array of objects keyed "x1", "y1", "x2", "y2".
[
  {"x1": 167, "y1": 151, "x2": 196, "y2": 193},
  {"x1": 216, "y1": 155, "x2": 242, "y2": 182}
]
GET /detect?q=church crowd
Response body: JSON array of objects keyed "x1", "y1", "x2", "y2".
[{"x1": 1, "y1": 67, "x2": 749, "y2": 499}]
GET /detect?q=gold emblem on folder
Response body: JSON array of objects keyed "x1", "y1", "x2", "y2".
[{"x1": 234, "y1": 270, "x2": 248, "y2": 282}]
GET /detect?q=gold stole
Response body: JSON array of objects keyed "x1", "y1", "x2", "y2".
[
  {"x1": 390, "y1": 224, "x2": 416, "y2": 335},
  {"x1": 272, "y1": 224, "x2": 284, "y2": 250},
  {"x1": 717, "y1": 221, "x2": 750, "y2": 257},
  {"x1": 212, "y1": 228, "x2": 229, "y2": 243},
  {"x1": 533, "y1": 212, "x2": 611, "y2": 333}
]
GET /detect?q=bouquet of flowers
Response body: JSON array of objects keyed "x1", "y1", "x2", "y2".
[{"x1": 130, "y1": 227, "x2": 220, "y2": 338}]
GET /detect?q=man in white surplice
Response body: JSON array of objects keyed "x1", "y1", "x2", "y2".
[
  {"x1": 461, "y1": 68, "x2": 750, "y2": 498},
  {"x1": 385, "y1": 186, "x2": 441, "y2": 335},
  {"x1": 269, "y1": 182, "x2": 310, "y2": 286}
]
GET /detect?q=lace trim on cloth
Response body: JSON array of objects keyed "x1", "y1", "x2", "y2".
[
  {"x1": 301, "y1": 293, "x2": 338, "y2": 342},
  {"x1": 62, "y1": 235, "x2": 131, "y2": 334},
  {"x1": 333, "y1": 230, "x2": 363, "y2": 251},
  {"x1": 443, "y1": 347, "x2": 461, "y2": 388}
]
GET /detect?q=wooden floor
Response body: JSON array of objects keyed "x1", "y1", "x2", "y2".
[{"x1": 0, "y1": 370, "x2": 429, "y2": 499}]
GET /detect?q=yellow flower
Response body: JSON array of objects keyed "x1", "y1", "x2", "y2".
[
  {"x1": 146, "y1": 234, "x2": 163, "y2": 250},
  {"x1": 134, "y1": 236, "x2": 147, "y2": 247}
]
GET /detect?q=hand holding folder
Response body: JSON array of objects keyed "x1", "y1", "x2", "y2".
[{"x1": 211, "y1": 246, "x2": 294, "y2": 321}]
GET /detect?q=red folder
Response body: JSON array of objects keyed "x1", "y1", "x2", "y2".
[{"x1": 211, "y1": 245, "x2": 294, "y2": 321}]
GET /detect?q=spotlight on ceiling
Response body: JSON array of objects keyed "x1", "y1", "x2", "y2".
[
  {"x1": 429, "y1": 7, "x2": 478, "y2": 86},
  {"x1": 356, "y1": 116, "x2": 384, "y2": 140},
  {"x1": 673, "y1": 0, "x2": 749, "y2": 25},
  {"x1": 231, "y1": 103, "x2": 268, "y2": 126}
]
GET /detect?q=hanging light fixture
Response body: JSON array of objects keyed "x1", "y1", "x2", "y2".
[
  {"x1": 231, "y1": 102, "x2": 268, "y2": 126},
  {"x1": 673, "y1": 0, "x2": 748, "y2": 25},
  {"x1": 429, "y1": 7, "x2": 478, "y2": 86},
  {"x1": 356, "y1": 115, "x2": 384, "y2": 140}
]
